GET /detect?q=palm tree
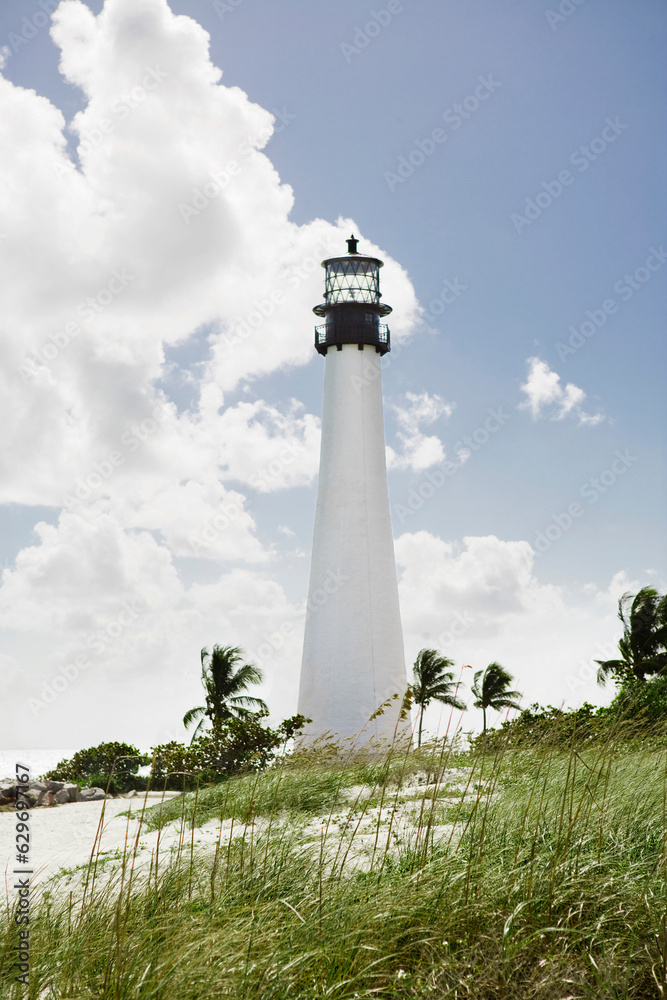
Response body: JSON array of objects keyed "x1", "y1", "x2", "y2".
[
  {"x1": 183, "y1": 645, "x2": 268, "y2": 742},
  {"x1": 471, "y1": 662, "x2": 522, "y2": 731},
  {"x1": 411, "y1": 649, "x2": 466, "y2": 747},
  {"x1": 596, "y1": 588, "x2": 667, "y2": 686}
]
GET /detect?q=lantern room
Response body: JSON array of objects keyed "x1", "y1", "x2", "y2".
[{"x1": 313, "y1": 236, "x2": 392, "y2": 355}]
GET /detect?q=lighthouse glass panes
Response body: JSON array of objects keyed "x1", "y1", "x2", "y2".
[{"x1": 324, "y1": 259, "x2": 381, "y2": 305}]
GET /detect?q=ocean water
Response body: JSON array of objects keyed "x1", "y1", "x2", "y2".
[{"x1": 0, "y1": 749, "x2": 77, "y2": 782}]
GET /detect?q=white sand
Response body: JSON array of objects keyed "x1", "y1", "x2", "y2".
[
  {"x1": 1, "y1": 792, "x2": 190, "y2": 887},
  {"x1": 1, "y1": 771, "x2": 474, "y2": 892}
]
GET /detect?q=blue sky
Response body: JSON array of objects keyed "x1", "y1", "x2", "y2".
[{"x1": 0, "y1": 0, "x2": 664, "y2": 750}]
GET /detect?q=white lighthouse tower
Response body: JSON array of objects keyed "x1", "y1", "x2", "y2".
[{"x1": 297, "y1": 236, "x2": 408, "y2": 745}]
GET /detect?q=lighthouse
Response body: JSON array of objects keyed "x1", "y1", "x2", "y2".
[{"x1": 297, "y1": 236, "x2": 408, "y2": 745}]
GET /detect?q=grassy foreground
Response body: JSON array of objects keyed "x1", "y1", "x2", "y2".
[{"x1": 1, "y1": 729, "x2": 666, "y2": 999}]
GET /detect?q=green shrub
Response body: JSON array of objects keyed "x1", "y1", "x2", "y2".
[
  {"x1": 470, "y1": 686, "x2": 667, "y2": 753},
  {"x1": 608, "y1": 673, "x2": 667, "y2": 724},
  {"x1": 149, "y1": 713, "x2": 309, "y2": 789},
  {"x1": 148, "y1": 740, "x2": 197, "y2": 790},
  {"x1": 44, "y1": 741, "x2": 148, "y2": 793}
]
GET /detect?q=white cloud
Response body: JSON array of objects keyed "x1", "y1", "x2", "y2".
[
  {"x1": 0, "y1": 0, "x2": 420, "y2": 511},
  {"x1": 394, "y1": 391, "x2": 454, "y2": 434},
  {"x1": 396, "y1": 531, "x2": 536, "y2": 624},
  {"x1": 113, "y1": 480, "x2": 267, "y2": 562},
  {"x1": 215, "y1": 398, "x2": 320, "y2": 492},
  {"x1": 0, "y1": 560, "x2": 306, "y2": 749},
  {"x1": 395, "y1": 530, "x2": 632, "y2": 736},
  {"x1": 0, "y1": 509, "x2": 182, "y2": 634},
  {"x1": 519, "y1": 358, "x2": 604, "y2": 425},
  {"x1": 388, "y1": 391, "x2": 454, "y2": 471}
]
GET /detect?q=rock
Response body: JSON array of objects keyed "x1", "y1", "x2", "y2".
[
  {"x1": 43, "y1": 779, "x2": 65, "y2": 793},
  {"x1": 28, "y1": 781, "x2": 48, "y2": 792},
  {"x1": 55, "y1": 789, "x2": 70, "y2": 804},
  {"x1": 37, "y1": 790, "x2": 57, "y2": 807},
  {"x1": 23, "y1": 789, "x2": 40, "y2": 806},
  {"x1": 124, "y1": 789, "x2": 137, "y2": 798},
  {"x1": 0, "y1": 783, "x2": 16, "y2": 802},
  {"x1": 77, "y1": 787, "x2": 106, "y2": 802},
  {"x1": 63, "y1": 783, "x2": 79, "y2": 802}
]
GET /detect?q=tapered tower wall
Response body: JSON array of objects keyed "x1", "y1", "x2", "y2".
[{"x1": 297, "y1": 344, "x2": 408, "y2": 744}]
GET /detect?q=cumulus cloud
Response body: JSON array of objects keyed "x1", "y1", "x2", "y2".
[
  {"x1": 0, "y1": 509, "x2": 182, "y2": 634},
  {"x1": 395, "y1": 530, "x2": 631, "y2": 734},
  {"x1": 0, "y1": 560, "x2": 306, "y2": 749},
  {"x1": 215, "y1": 398, "x2": 320, "y2": 492},
  {"x1": 396, "y1": 531, "x2": 536, "y2": 626},
  {"x1": 0, "y1": 0, "x2": 420, "y2": 510},
  {"x1": 387, "y1": 391, "x2": 454, "y2": 471},
  {"x1": 519, "y1": 358, "x2": 604, "y2": 425}
]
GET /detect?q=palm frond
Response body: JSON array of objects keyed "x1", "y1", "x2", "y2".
[
  {"x1": 188, "y1": 717, "x2": 207, "y2": 745},
  {"x1": 194, "y1": 643, "x2": 266, "y2": 728},
  {"x1": 228, "y1": 694, "x2": 269, "y2": 711},
  {"x1": 472, "y1": 662, "x2": 522, "y2": 718},
  {"x1": 411, "y1": 648, "x2": 466, "y2": 737},
  {"x1": 182, "y1": 706, "x2": 205, "y2": 729},
  {"x1": 595, "y1": 658, "x2": 630, "y2": 686},
  {"x1": 490, "y1": 697, "x2": 522, "y2": 711}
]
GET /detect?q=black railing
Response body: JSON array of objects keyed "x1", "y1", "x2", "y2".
[
  {"x1": 314, "y1": 323, "x2": 390, "y2": 355},
  {"x1": 315, "y1": 323, "x2": 389, "y2": 343}
]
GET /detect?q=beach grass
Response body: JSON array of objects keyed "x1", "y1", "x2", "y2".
[{"x1": 1, "y1": 726, "x2": 665, "y2": 999}]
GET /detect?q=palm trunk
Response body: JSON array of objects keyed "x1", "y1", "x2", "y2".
[
  {"x1": 483, "y1": 707, "x2": 487, "y2": 732},
  {"x1": 418, "y1": 706, "x2": 424, "y2": 747}
]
